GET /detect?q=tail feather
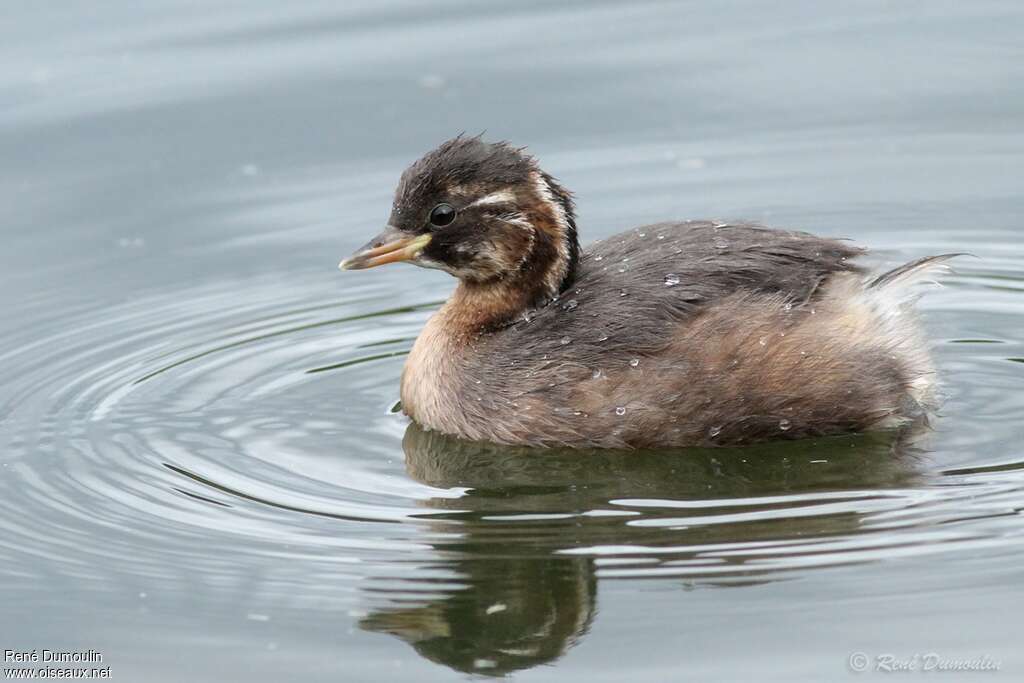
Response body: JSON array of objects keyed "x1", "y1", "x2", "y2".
[
  {"x1": 856, "y1": 252, "x2": 965, "y2": 415},
  {"x1": 868, "y1": 253, "x2": 965, "y2": 290}
]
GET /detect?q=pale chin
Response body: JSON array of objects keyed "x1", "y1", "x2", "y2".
[
  {"x1": 412, "y1": 256, "x2": 450, "y2": 273},
  {"x1": 415, "y1": 256, "x2": 480, "y2": 280}
]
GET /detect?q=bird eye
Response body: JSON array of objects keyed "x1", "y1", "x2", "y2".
[{"x1": 428, "y1": 203, "x2": 456, "y2": 227}]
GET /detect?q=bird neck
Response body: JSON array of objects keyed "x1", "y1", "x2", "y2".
[{"x1": 524, "y1": 170, "x2": 580, "y2": 303}]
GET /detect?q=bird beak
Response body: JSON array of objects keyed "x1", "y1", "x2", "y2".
[{"x1": 338, "y1": 227, "x2": 432, "y2": 271}]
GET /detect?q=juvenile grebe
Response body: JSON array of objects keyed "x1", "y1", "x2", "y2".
[{"x1": 340, "y1": 136, "x2": 954, "y2": 448}]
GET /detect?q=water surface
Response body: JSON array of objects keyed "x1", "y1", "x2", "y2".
[{"x1": 2, "y1": 2, "x2": 1023, "y2": 680}]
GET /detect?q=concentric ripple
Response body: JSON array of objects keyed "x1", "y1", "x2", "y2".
[{"x1": 0, "y1": 274, "x2": 459, "y2": 598}]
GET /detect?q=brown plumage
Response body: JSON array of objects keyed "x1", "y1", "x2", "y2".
[{"x1": 340, "y1": 136, "x2": 955, "y2": 448}]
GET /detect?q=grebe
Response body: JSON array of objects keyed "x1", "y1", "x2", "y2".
[{"x1": 340, "y1": 136, "x2": 954, "y2": 448}]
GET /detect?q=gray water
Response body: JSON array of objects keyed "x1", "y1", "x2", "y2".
[{"x1": 2, "y1": 2, "x2": 1023, "y2": 681}]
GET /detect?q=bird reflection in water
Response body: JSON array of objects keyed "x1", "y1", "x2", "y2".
[{"x1": 360, "y1": 423, "x2": 927, "y2": 676}]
